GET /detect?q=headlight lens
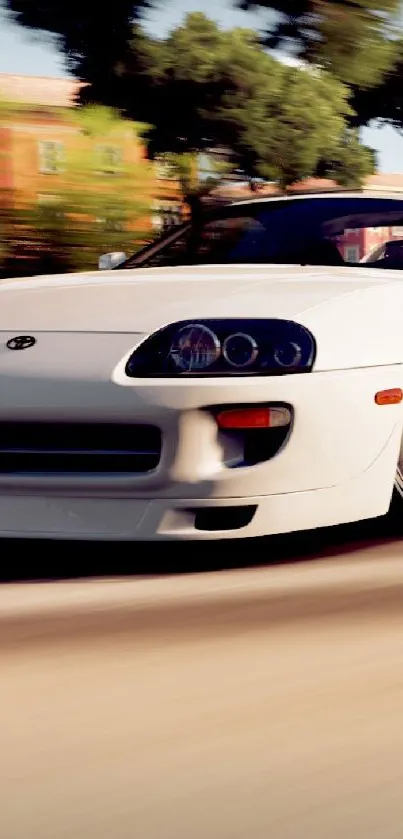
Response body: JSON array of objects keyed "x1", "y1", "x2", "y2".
[
  {"x1": 273, "y1": 341, "x2": 302, "y2": 368},
  {"x1": 169, "y1": 324, "x2": 221, "y2": 372},
  {"x1": 126, "y1": 319, "x2": 316, "y2": 378},
  {"x1": 222, "y1": 332, "x2": 259, "y2": 369}
]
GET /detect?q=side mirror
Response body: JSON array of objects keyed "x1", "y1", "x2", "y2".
[{"x1": 98, "y1": 251, "x2": 127, "y2": 270}]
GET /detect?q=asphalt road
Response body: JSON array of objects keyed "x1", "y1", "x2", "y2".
[{"x1": 1, "y1": 520, "x2": 403, "y2": 839}]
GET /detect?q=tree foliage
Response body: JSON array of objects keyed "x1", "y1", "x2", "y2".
[
  {"x1": 350, "y1": 39, "x2": 403, "y2": 128},
  {"x1": 6, "y1": 0, "x2": 403, "y2": 131},
  {"x1": 316, "y1": 129, "x2": 377, "y2": 185},
  {"x1": 238, "y1": 0, "x2": 401, "y2": 89},
  {"x1": 3, "y1": 6, "x2": 377, "y2": 197},
  {"x1": 107, "y1": 14, "x2": 375, "y2": 192},
  {"x1": 5, "y1": 0, "x2": 149, "y2": 102},
  {"x1": 237, "y1": 0, "x2": 403, "y2": 129}
]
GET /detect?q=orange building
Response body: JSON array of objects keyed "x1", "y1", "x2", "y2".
[{"x1": 0, "y1": 73, "x2": 182, "y2": 230}]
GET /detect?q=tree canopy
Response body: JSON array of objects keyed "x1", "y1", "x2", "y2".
[
  {"x1": 6, "y1": 0, "x2": 403, "y2": 130},
  {"x1": 350, "y1": 39, "x2": 403, "y2": 128},
  {"x1": 237, "y1": 0, "x2": 403, "y2": 129},
  {"x1": 5, "y1": 0, "x2": 149, "y2": 103},
  {"x1": 97, "y1": 13, "x2": 376, "y2": 191},
  {"x1": 238, "y1": 0, "x2": 402, "y2": 89},
  {"x1": 3, "y1": 5, "x2": 377, "y2": 194}
]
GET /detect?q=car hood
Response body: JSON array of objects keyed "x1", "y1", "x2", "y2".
[{"x1": 0, "y1": 263, "x2": 394, "y2": 333}]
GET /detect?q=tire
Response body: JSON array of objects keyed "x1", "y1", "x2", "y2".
[
  {"x1": 386, "y1": 460, "x2": 403, "y2": 531},
  {"x1": 395, "y1": 463, "x2": 403, "y2": 500}
]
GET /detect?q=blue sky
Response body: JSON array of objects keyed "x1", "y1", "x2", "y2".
[{"x1": 0, "y1": 0, "x2": 402, "y2": 172}]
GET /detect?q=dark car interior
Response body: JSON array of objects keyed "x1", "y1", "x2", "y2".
[{"x1": 121, "y1": 196, "x2": 403, "y2": 271}]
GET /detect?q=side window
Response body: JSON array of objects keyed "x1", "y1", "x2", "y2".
[
  {"x1": 141, "y1": 229, "x2": 192, "y2": 268},
  {"x1": 38, "y1": 141, "x2": 64, "y2": 174},
  {"x1": 196, "y1": 217, "x2": 265, "y2": 262},
  {"x1": 141, "y1": 217, "x2": 266, "y2": 268}
]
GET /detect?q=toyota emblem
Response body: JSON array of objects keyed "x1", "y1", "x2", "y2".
[{"x1": 6, "y1": 336, "x2": 37, "y2": 351}]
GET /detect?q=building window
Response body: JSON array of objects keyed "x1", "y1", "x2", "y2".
[
  {"x1": 96, "y1": 145, "x2": 123, "y2": 175},
  {"x1": 38, "y1": 141, "x2": 64, "y2": 174},
  {"x1": 345, "y1": 245, "x2": 360, "y2": 263}
]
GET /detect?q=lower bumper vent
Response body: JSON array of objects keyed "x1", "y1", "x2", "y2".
[
  {"x1": 0, "y1": 422, "x2": 161, "y2": 475},
  {"x1": 193, "y1": 505, "x2": 257, "y2": 532}
]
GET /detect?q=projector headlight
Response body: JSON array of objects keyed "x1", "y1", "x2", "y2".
[{"x1": 125, "y1": 319, "x2": 316, "y2": 377}]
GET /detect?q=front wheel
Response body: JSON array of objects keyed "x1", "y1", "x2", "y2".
[
  {"x1": 393, "y1": 432, "x2": 403, "y2": 501},
  {"x1": 387, "y1": 458, "x2": 403, "y2": 528},
  {"x1": 395, "y1": 459, "x2": 403, "y2": 497}
]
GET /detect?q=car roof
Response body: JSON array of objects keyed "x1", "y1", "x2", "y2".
[{"x1": 230, "y1": 190, "x2": 403, "y2": 208}]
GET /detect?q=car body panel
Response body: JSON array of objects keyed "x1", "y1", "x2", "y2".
[
  {"x1": 2, "y1": 266, "x2": 403, "y2": 373},
  {"x1": 0, "y1": 263, "x2": 397, "y2": 333}
]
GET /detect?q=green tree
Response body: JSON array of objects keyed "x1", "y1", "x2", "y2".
[
  {"x1": 7, "y1": 0, "x2": 403, "y2": 131},
  {"x1": 237, "y1": 0, "x2": 403, "y2": 131},
  {"x1": 316, "y1": 129, "x2": 377, "y2": 186},
  {"x1": 350, "y1": 38, "x2": 403, "y2": 129},
  {"x1": 123, "y1": 15, "x2": 374, "y2": 194},
  {"x1": 3, "y1": 8, "x2": 377, "y2": 203},
  {"x1": 4, "y1": 0, "x2": 149, "y2": 104},
  {"x1": 237, "y1": 0, "x2": 401, "y2": 89}
]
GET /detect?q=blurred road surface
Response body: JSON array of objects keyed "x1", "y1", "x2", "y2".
[{"x1": 1, "y1": 523, "x2": 403, "y2": 839}]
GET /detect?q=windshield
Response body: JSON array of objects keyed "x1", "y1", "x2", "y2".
[{"x1": 123, "y1": 196, "x2": 403, "y2": 270}]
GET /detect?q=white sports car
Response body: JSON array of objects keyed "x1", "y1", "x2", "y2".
[{"x1": 2, "y1": 191, "x2": 403, "y2": 541}]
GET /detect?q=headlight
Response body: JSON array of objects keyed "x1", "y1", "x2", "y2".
[{"x1": 125, "y1": 319, "x2": 316, "y2": 378}]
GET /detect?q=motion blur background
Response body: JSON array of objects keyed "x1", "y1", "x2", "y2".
[{"x1": 3, "y1": 0, "x2": 403, "y2": 276}]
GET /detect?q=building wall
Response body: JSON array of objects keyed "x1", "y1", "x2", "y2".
[
  {"x1": 0, "y1": 74, "x2": 183, "y2": 233},
  {"x1": 340, "y1": 226, "x2": 403, "y2": 262},
  {"x1": 2, "y1": 106, "x2": 148, "y2": 201}
]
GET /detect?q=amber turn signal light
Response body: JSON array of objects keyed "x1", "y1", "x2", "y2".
[{"x1": 375, "y1": 388, "x2": 403, "y2": 406}]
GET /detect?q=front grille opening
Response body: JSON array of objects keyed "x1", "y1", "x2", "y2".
[
  {"x1": 0, "y1": 422, "x2": 161, "y2": 475},
  {"x1": 193, "y1": 505, "x2": 257, "y2": 532}
]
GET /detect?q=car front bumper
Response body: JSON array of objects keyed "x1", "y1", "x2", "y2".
[
  {"x1": 0, "y1": 332, "x2": 402, "y2": 540},
  {"x1": 0, "y1": 436, "x2": 399, "y2": 541}
]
